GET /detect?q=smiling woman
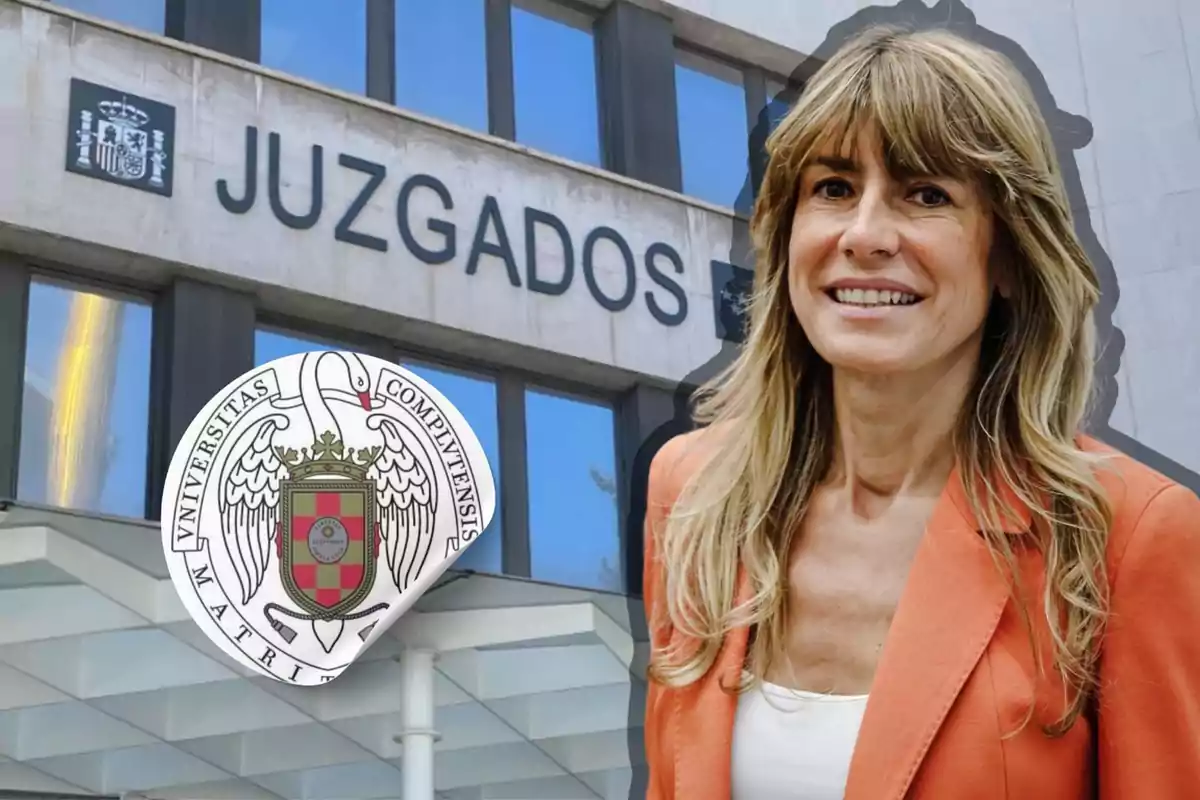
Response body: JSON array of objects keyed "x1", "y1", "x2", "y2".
[
  {"x1": 789, "y1": 128, "x2": 999, "y2": 375},
  {"x1": 642, "y1": 24, "x2": 1200, "y2": 800}
]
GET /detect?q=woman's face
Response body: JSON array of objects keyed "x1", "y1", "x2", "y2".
[{"x1": 787, "y1": 127, "x2": 999, "y2": 377}]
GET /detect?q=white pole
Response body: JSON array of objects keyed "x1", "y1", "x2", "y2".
[{"x1": 398, "y1": 648, "x2": 438, "y2": 800}]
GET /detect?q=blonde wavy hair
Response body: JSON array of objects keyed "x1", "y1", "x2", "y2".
[{"x1": 649, "y1": 25, "x2": 1114, "y2": 736}]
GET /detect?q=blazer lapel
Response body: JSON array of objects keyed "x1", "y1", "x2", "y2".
[
  {"x1": 844, "y1": 467, "x2": 1027, "y2": 800},
  {"x1": 674, "y1": 568, "x2": 752, "y2": 800}
]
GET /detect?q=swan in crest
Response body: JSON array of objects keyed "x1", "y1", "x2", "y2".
[{"x1": 218, "y1": 351, "x2": 437, "y2": 654}]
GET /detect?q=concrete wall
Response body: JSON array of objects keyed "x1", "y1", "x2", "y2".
[{"x1": 0, "y1": 0, "x2": 734, "y2": 393}]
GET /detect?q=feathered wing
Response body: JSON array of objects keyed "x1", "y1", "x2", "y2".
[
  {"x1": 221, "y1": 416, "x2": 289, "y2": 605},
  {"x1": 370, "y1": 417, "x2": 437, "y2": 592}
]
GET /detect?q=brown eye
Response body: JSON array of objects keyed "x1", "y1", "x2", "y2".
[
  {"x1": 814, "y1": 178, "x2": 853, "y2": 200},
  {"x1": 910, "y1": 185, "x2": 951, "y2": 207}
]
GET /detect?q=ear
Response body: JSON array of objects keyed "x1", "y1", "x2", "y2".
[
  {"x1": 994, "y1": 264, "x2": 1014, "y2": 300},
  {"x1": 988, "y1": 227, "x2": 1017, "y2": 300}
]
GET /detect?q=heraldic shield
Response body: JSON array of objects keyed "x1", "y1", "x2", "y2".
[
  {"x1": 279, "y1": 479, "x2": 378, "y2": 619},
  {"x1": 160, "y1": 351, "x2": 497, "y2": 686}
]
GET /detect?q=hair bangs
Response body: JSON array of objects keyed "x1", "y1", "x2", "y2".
[{"x1": 779, "y1": 36, "x2": 1018, "y2": 196}]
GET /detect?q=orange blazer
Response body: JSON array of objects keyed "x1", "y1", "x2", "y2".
[{"x1": 642, "y1": 428, "x2": 1200, "y2": 799}]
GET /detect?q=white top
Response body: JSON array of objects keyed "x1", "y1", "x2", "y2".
[{"x1": 731, "y1": 679, "x2": 869, "y2": 800}]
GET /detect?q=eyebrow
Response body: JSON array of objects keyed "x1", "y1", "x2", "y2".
[
  {"x1": 810, "y1": 155, "x2": 859, "y2": 172},
  {"x1": 805, "y1": 154, "x2": 953, "y2": 184}
]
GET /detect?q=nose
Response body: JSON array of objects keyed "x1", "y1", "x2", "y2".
[{"x1": 838, "y1": 190, "x2": 900, "y2": 262}]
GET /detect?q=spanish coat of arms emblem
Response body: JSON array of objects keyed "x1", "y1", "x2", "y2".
[
  {"x1": 65, "y1": 78, "x2": 175, "y2": 196},
  {"x1": 160, "y1": 352, "x2": 496, "y2": 685},
  {"x1": 711, "y1": 260, "x2": 755, "y2": 344}
]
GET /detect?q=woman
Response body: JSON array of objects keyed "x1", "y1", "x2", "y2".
[{"x1": 642, "y1": 24, "x2": 1200, "y2": 800}]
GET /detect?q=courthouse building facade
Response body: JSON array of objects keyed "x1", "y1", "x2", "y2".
[{"x1": 0, "y1": 0, "x2": 1197, "y2": 798}]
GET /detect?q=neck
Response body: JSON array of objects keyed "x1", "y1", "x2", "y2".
[
  {"x1": 826, "y1": 343, "x2": 981, "y2": 508},
  {"x1": 301, "y1": 352, "x2": 341, "y2": 443}
]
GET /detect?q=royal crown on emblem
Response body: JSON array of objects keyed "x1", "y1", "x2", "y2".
[
  {"x1": 275, "y1": 431, "x2": 382, "y2": 480},
  {"x1": 98, "y1": 98, "x2": 149, "y2": 128}
]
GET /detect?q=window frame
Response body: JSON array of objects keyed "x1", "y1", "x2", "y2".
[
  {"x1": 673, "y1": 39, "x2": 802, "y2": 207},
  {"x1": 675, "y1": 41, "x2": 747, "y2": 87},
  {"x1": 363, "y1": 0, "x2": 603, "y2": 159},
  {"x1": 0, "y1": 257, "x2": 28, "y2": 501},
  {"x1": 31, "y1": 260, "x2": 159, "y2": 302},
  {"x1": 396, "y1": 349, "x2": 508, "y2": 576},
  {"x1": 254, "y1": 313, "x2": 620, "y2": 588},
  {"x1": 256, "y1": 0, "x2": 373, "y2": 97},
  {"x1": 509, "y1": 0, "x2": 606, "y2": 168},
  {"x1": 0, "y1": 257, "x2": 636, "y2": 594},
  {"x1": 16, "y1": 2, "x2": 795, "y2": 594},
  {"x1": 522, "y1": 380, "x2": 623, "y2": 593},
  {"x1": 254, "y1": 314, "x2": 397, "y2": 363},
  {"x1": 513, "y1": 0, "x2": 595, "y2": 32},
  {"x1": 671, "y1": 40, "x2": 760, "y2": 209},
  {"x1": 1, "y1": 274, "x2": 621, "y2": 586}
]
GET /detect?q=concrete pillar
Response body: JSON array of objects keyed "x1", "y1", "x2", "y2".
[
  {"x1": 146, "y1": 279, "x2": 255, "y2": 519},
  {"x1": 596, "y1": 1, "x2": 683, "y2": 192},
  {"x1": 166, "y1": 0, "x2": 261, "y2": 61},
  {"x1": 397, "y1": 648, "x2": 439, "y2": 800},
  {"x1": 0, "y1": 257, "x2": 30, "y2": 501}
]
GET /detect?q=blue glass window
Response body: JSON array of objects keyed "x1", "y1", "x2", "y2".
[
  {"x1": 525, "y1": 388, "x2": 620, "y2": 592},
  {"x1": 254, "y1": 327, "x2": 363, "y2": 368},
  {"x1": 254, "y1": 330, "x2": 504, "y2": 575},
  {"x1": 396, "y1": 0, "x2": 489, "y2": 133},
  {"x1": 52, "y1": 0, "x2": 165, "y2": 34},
  {"x1": 512, "y1": 1, "x2": 602, "y2": 167},
  {"x1": 19, "y1": 280, "x2": 152, "y2": 518},
  {"x1": 260, "y1": 0, "x2": 367, "y2": 95},
  {"x1": 675, "y1": 49, "x2": 750, "y2": 208},
  {"x1": 404, "y1": 362, "x2": 502, "y2": 575}
]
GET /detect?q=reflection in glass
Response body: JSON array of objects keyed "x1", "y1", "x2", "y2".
[
  {"x1": 512, "y1": 2, "x2": 601, "y2": 166},
  {"x1": 19, "y1": 281, "x2": 152, "y2": 518},
  {"x1": 525, "y1": 389, "x2": 620, "y2": 592},
  {"x1": 52, "y1": 0, "x2": 165, "y2": 33},
  {"x1": 254, "y1": 330, "x2": 505, "y2": 575},
  {"x1": 396, "y1": 0, "x2": 489, "y2": 132},
  {"x1": 676, "y1": 50, "x2": 750, "y2": 208},
  {"x1": 261, "y1": 0, "x2": 367, "y2": 95}
]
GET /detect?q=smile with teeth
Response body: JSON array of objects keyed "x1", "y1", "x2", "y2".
[{"x1": 831, "y1": 287, "x2": 921, "y2": 307}]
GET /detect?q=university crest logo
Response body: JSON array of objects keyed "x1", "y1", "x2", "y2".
[{"x1": 160, "y1": 352, "x2": 495, "y2": 685}]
